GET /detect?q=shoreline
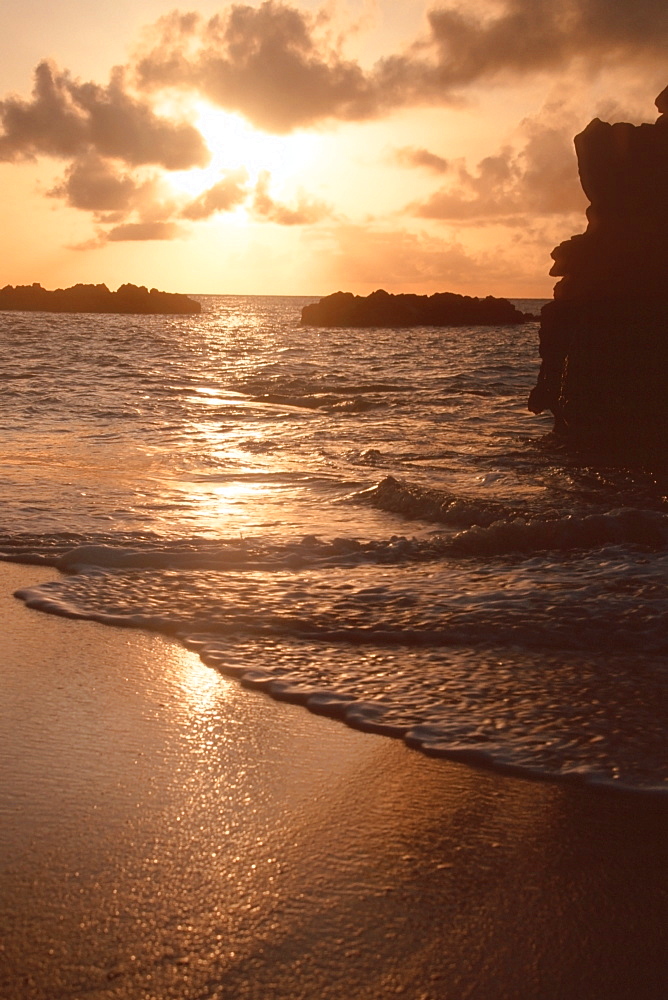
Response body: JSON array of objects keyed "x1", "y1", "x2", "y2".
[
  {"x1": 8, "y1": 557, "x2": 665, "y2": 800},
  {"x1": 1, "y1": 562, "x2": 666, "y2": 1000}
]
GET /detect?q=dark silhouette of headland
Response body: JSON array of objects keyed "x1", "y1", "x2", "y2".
[
  {"x1": 529, "y1": 87, "x2": 668, "y2": 461},
  {"x1": 301, "y1": 288, "x2": 535, "y2": 327},
  {"x1": 0, "y1": 282, "x2": 201, "y2": 314}
]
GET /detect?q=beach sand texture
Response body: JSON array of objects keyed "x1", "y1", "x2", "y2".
[{"x1": 1, "y1": 563, "x2": 666, "y2": 1000}]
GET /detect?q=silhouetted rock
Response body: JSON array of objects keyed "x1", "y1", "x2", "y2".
[
  {"x1": 528, "y1": 88, "x2": 668, "y2": 461},
  {"x1": 301, "y1": 288, "x2": 534, "y2": 327},
  {"x1": 0, "y1": 282, "x2": 201, "y2": 314}
]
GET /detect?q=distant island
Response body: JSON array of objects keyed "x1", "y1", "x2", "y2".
[
  {"x1": 300, "y1": 289, "x2": 536, "y2": 328},
  {"x1": 0, "y1": 283, "x2": 201, "y2": 315}
]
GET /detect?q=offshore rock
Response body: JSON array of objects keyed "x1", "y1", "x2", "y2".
[
  {"x1": 528, "y1": 87, "x2": 668, "y2": 461},
  {"x1": 301, "y1": 288, "x2": 534, "y2": 327},
  {"x1": 0, "y1": 282, "x2": 201, "y2": 315}
]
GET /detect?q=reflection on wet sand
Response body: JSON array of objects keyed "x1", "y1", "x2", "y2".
[{"x1": 0, "y1": 564, "x2": 665, "y2": 1000}]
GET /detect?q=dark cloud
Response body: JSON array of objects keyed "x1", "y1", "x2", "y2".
[
  {"x1": 412, "y1": 116, "x2": 587, "y2": 222},
  {"x1": 0, "y1": 60, "x2": 209, "y2": 168},
  {"x1": 378, "y1": 0, "x2": 668, "y2": 102},
  {"x1": 1, "y1": 1, "x2": 665, "y2": 172},
  {"x1": 46, "y1": 149, "x2": 183, "y2": 244},
  {"x1": 70, "y1": 219, "x2": 185, "y2": 249},
  {"x1": 48, "y1": 152, "x2": 153, "y2": 213},
  {"x1": 133, "y1": 1, "x2": 668, "y2": 131},
  {"x1": 2, "y1": 2, "x2": 664, "y2": 179},
  {"x1": 393, "y1": 146, "x2": 449, "y2": 173},
  {"x1": 134, "y1": 2, "x2": 378, "y2": 132},
  {"x1": 252, "y1": 171, "x2": 331, "y2": 224},
  {"x1": 106, "y1": 221, "x2": 184, "y2": 241},
  {"x1": 181, "y1": 168, "x2": 249, "y2": 219}
]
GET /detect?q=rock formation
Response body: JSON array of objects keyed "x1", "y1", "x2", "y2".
[
  {"x1": 0, "y1": 282, "x2": 201, "y2": 315},
  {"x1": 528, "y1": 87, "x2": 668, "y2": 461},
  {"x1": 301, "y1": 288, "x2": 534, "y2": 327}
]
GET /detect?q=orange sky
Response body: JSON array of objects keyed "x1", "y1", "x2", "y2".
[{"x1": 1, "y1": 1, "x2": 666, "y2": 296}]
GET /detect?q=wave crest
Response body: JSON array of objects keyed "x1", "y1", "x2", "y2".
[
  {"x1": 353, "y1": 475, "x2": 517, "y2": 527},
  {"x1": 354, "y1": 477, "x2": 668, "y2": 555},
  {"x1": 450, "y1": 507, "x2": 668, "y2": 555}
]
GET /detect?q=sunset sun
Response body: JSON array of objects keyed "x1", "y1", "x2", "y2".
[{"x1": 168, "y1": 103, "x2": 319, "y2": 205}]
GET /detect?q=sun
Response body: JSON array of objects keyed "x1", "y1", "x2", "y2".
[{"x1": 169, "y1": 103, "x2": 319, "y2": 202}]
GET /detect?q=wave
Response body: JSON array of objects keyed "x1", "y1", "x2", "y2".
[
  {"x1": 12, "y1": 572, "x2": 668, "y2": 794},
  {"x1": 227, "y1": 376, "x2": 412, "y2": 414},
  {"x1": 248, "y1": 392, "x2": 382, "y2": 413},
  {"x1": 449, "y1": 506, "x2": 668, "y2": 555},
  {"x1": 353, "y1": 475, "x2": 519, "y2": 526},
  {"x1": 237, "y1": 377, "x2": 409, "y2": 396},
  {"x1": 2, "y1": 498, "x2": 666, "y2": 577},
  {"x1": 15, "y1": 549, "x2": 667, "y2": 654},
  {"x1": 12, "y1": 535, "x2": 450, "y2": 573},
  {"x1": 351, "y1": 476, "x2": 668, "y2": 554}
]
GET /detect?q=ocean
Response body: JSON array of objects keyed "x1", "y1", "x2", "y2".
[{"x1": 1, "y1": 294, "x2": 666, "y2": 795}]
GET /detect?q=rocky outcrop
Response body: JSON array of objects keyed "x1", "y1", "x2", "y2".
[
  {"x1": 0, "y1": 282, "x2": 201, "y2": 314},
  {"x1": 301, "y1": 288, "x2": 534, "y2": 327},
  {"x1": 528, "y1": 87, "x2": 668, "y2": 461}
]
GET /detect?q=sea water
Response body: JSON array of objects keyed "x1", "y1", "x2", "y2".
[{"x1": 0, "y1": 295, "x2": 665, "y2": 793}]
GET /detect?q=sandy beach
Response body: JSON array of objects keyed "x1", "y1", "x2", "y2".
[{"x1": 0, "y1": 561, "x2": 665, "y2": 1000}]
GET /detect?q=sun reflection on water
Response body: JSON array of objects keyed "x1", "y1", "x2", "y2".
[{"x1": 185, "y1": 476, "x2": 279, "y2": 527}]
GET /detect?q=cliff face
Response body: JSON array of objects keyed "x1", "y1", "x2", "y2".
[{"x1": 528, "y1": 87, "x2": 668, "y2": 461}]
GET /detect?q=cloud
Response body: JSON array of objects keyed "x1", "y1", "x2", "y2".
[
  {"x1": 106, "y1": 221, "x2": 185, "y2": 241},
  {"x1": 309, "y1": 222, "x2": 537, "y2": 293},
  {"x1": 2, "y1": 2, "x2": 666, "y2": 167},
  {"x1": 181, "y1": 168, "x2": 249, "y2": 219},
  {"x1": 131, "y1": 1, "x2": 668, "y2": 133},
  {"x1": 134, "y1": 2, "x2": 377, "y2": 133},
  {"x1": 68, "y1": 218, "x2": 186, "y2": 249},
  {"x1": 55, "y1": 157, "x2": 328, "y2": 246},
  {"x1": 378, "y1": 0, "x2": 668, "y2": 103},
  {"x1": 181, "y1": 168, "x2": 331, "y2": 226},
  {"x1": 393, "y1": 146, "x2": 449, "y2": 173},
  {"x1": 47, "y1": 152, "x2": 159, "y2": 214},
  {"x1": 46, "y1": 149, "x2": 185, "y2": 246},
  {"x1": 252, "y1": 171, "x2": 331, "y2": 224},
  {"x1": 0, "y1": 60, "x2": 209, "y2": 168},
  {"x1": 411, "y1": 113, "x2": 587, "y2": 223}
]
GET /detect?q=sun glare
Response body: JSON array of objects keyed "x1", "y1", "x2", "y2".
[{"x1": 169, "y1": 103, "x2": 318, "y2": 205}]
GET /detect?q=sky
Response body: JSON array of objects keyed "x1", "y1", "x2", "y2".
[{"x1": 0, "y1": 0, "x2": 666, "y2": 296}]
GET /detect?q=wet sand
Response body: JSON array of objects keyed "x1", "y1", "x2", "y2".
[{"x1": 0, "y1": 562, "x2": 666, "y2": 1000}]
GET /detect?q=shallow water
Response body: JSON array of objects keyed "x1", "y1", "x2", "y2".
[{"x1": 1, "y1": 295, "x2": 666, "y2": 792}]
